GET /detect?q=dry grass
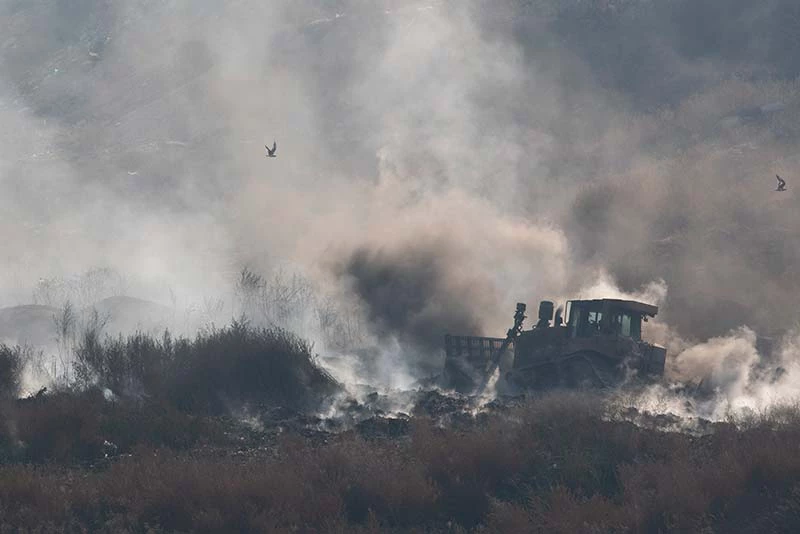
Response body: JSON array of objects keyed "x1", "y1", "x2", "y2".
[
  {"x1": 0, "y1": 389, "x2": 222, "y2": 465},
  {"x1": 1, "y1": 391, "x2": 800, "y2": 531}
]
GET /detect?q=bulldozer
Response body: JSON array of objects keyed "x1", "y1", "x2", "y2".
[{"x1": 443, "y1": 298, "x2": 667, "y2": 394}]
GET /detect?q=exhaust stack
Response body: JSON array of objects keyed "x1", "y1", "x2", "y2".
[{"x1": 536, "y1": 300, "x2": 554, "y2": 328}]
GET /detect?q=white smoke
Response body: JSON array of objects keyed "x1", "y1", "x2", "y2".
[
  {"x1": 620, "y1": 326, "x2": 800, "y2": 422},
  {"x1": 4, "y1": 1, "x2": 800, "y2": 418},
  {"x1": 574, "y1": 272, "x2": 668, "y2": 308}
]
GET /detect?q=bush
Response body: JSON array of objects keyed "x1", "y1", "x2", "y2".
[
  {"x1": 0, "y1": 345, "x2": 24, "y2": 400},
  {"x1": 73, "y1": 320, "x2": 342, "y2": 415},
  {"x1": 74, "y1": 330, "x2": 174, "y2": 398},
  {"x1": 167, "y1": 320, "x2": 341, "y2": 414}
]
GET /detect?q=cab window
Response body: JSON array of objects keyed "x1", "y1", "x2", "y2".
[
  {"x1": 620, "y1": 313, "x2": 632, "y2": 337},
  {"x1": 573, "y1": 306, "x2": 603, "y2": 337}
]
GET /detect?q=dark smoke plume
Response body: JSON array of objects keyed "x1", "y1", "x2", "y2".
[{"x1": 339, "y1": 241, "x2": 490, "y2": 355}]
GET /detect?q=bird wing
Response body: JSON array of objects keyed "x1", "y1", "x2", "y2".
[
  {"x1": 777, "y1": 175, "x2": 786, "y2": 186},
  {"x1": 272, "y1": 141, "x2": 277, "y2": 152}
]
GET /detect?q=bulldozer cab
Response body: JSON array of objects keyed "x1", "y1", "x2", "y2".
[{"x1": 566, "y1": 299, "x2": 657, "y2": 340}]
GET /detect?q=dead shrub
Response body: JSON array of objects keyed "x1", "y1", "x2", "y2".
[
  {"x1": 529, "y1": 485, "x2": 628, "y2": 534},
  {"x1": 281, "y1": 434, "x2": 439, "y2": 527},
  {"x1": 484, "y1": 499, "x2": 536, "y2": 533},
  {"x1": 16, "y1": 390, "x2": 105, "y2": 464},
  {"x1": 0, "y1": 390, "x2": 215, "y2": 465}
]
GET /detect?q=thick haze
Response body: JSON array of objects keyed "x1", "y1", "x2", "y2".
[{"x1": 3, "y1": 1, "x2": 800, "y2": 395}]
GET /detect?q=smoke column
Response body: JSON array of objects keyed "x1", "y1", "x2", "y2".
[{"x1": 3, "y1": 1, "x2": 800, "y2": 407}]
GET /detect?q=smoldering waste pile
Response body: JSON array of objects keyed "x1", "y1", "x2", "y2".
[{"x1": 248, "y1": 387, "x2": 533, "y2": 443}]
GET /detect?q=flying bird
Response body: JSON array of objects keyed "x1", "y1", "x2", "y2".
[
  {"x1": 265, "y1": 141, "x2": 277, "y2": 158},
  {"x1": 776, "y1": 174, "x2": 787, "y2": 192}
]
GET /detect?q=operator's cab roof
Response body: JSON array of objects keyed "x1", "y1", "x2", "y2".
[{"x1": 568, "y1": 298, "x2": 659, "y2": 317}]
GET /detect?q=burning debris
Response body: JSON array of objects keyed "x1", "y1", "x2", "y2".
[{"x1": 411, "y1": 389, "x2": 471, "y2": 419}]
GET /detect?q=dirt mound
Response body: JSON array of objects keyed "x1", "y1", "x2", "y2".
[{"x1": 0, "y1": 305, "x2": 58, "y2": 346}]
